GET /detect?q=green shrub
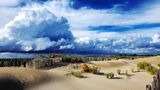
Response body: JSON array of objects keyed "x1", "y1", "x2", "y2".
[
  {"x1": 117, "y1": 69, "x2": 121, "y2": 75},
  {"x1": 137, "y1": 62, "x2": 151, "y2": 70},
  {"x1": 158, "y1": 64, "x2": 160, "y2": 68},
  {"x1": 137, "y1": 62, "x2": 158, "y2": 75},
  {"x1": 70, "y1": 64, "x2": 79, "y2": 69},
  {"x1": 72, "y1": 72, "x2": 84, "y2": 78},
  {"x1": 145, "y1": 66, "x2": 158, "y2": 75},
  {"x1": 105, "y1": 72, "x2": 114, "y2": 79},
  {"x1": 149, "y1": 68, "x2": 158, "y2": 75},
  {"x1": 125, "y1": 70, "x2": 129, "y2": 76},
  {"x1": 137, "y1": 63, "x2": 143, "y2": 70},
  {"x1": 130, "y1": 68, "x2": 134, "y2": 73},
  {"x1": 90, "y1": 66, "x2": 100, "y2": 74}
]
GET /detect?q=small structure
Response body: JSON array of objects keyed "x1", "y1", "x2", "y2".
[{"x1": 26, "y1": 57, "x2": 62, "y2": 69}]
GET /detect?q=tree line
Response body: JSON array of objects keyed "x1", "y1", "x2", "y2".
[{"x1": 0, "y1": 58, "x2": 33, "y2": 67}]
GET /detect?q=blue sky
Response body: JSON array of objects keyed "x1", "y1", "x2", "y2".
[
  {"x1": 71, "y1": 0, "x2": 152, "y2": 11},
  {"x1": 89, "y1": 23, "x2": 160, "y2": 32},
  {"x1": 0, "y1": 0, "x2": 160, "y2": 55}
]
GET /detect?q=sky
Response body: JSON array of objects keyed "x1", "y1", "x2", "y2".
[{"x1": 0, "y1": 0, "x2": 160, "y2": 55}]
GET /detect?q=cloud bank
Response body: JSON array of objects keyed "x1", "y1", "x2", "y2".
[{"x1": 0, "y1": 0, "x2": 160, "y2": 55}]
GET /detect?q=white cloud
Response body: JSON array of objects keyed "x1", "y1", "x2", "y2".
[
  {"x1": 73, "y1": 34, "x2": 160, "y2": 54},
  {"x1": 0, "y1": 0, "x2": 19, "y2": 7},
  {"x1": 17, "y1": 38, "x2": 55, "y2": 51},
  {"x1": 0, "y1": 7, "x2": 73, "y2": 51},
  {"x1": 151, "y1": 33, "x2": 160, "y2": 43},
  {"x1": 60, "y1": 44, "x2": 74, "y2": 50},
  {"x1": 0, "y1": 8, "x2": 19, "y2": 28},
  {"x1": 0, "y1": 0, "x2": 160, "y2": 54},
  {"x1": 41, "y1": 0, "x2": 160, "y2": 39}
]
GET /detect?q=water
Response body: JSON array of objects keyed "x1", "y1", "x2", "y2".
[
  {"x1": 0, "y1": 52, "x2": 156, "y2": 58},
  {"x1": 0, "y1": 52, "x2": 39, "y2": 58},
  {"x1": 0, "y1": 52, "x2": 114, "y2": 58}
]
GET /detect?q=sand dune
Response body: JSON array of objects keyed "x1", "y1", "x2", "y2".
[
  {"x1": 27, "y1": 56, "x2": 160, "y2": 90},
  {"x1": 0, "y1": 67, "x2": 50, "y2": 88},
  {"x1": 0, "y1": 56, "x2": 159, "y2": 90}
]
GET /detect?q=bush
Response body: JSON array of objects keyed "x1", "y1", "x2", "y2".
[
  {"x1": 90, "y1": 65, "x2": 100, "y2": 74},
  {"x1": 105, "y1": 72, "x2": 114, "y2": 79},
  {"x1": 82, "y1": 64, "x2": 90, "y2": 72},
  {"x1": 137, "y1": 62, "x2": 151, "y2": 70},
  {"x1": 130, "y1": 68, "x2": 134, "y2": 73},
  {"x1": 72, "y1": 72, "x2": 84, "y2": 78},
  {"x1": 145, "y1": 66, "x2": 158, "y2": 75},
  {"x1": 158, "y1": 64, "x2": 160, "y2": 68},
  {"x1": 137, "y1": 68, "x2": 140, "y2": 72},
  {"x1": 70, "y1": 64, "x2": 79, "y2": 69},
  {"x1": 137, "y1": 62, "x2": 158, "y2": 75},
  {"x1": 125, "y1": 70, "x2": 129, "y2": 76},
  {"x1": 137, "y1": 63, "x2": 143, "y2": 70},
  {"x1": 82, "y1": 64, "x2": 100, "y2": 74},
  {"x1": 117, "y1": 69, "x2": 121, "y2": 75}
]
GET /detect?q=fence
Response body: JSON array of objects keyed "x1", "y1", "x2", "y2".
[
  {"x1": 146, "y1": 70, "x2": 160, "y2": 90},
  {"x1": 0, "y1": 57, "x2": 62, "y2": 69},
  {"x1": 0, "y1": 58, "x2": 33, "y2": 67}
]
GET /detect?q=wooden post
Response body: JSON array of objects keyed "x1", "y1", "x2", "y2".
[
  {"x1": 149, "y1": 70, "x2": 160, "y2": 90},
  {"x1": 146, "y1": 85, "x2": 151, "y2": 90}
]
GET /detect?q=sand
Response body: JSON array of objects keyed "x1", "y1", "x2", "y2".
[
  {"x1": 27, "y1": 56, "x2": 160, "y2": 90},
  {"x1": 0, "y1": 67, "x2": 49, "y2": 88}
]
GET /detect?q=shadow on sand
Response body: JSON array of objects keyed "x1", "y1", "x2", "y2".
[
  {"x1": 94, "y1": 72, "x2": 123, "y2": 79},
  {"x1": 112, "y1": 77, "x2": 123, "y2": 79},
  {"x1": 119, "y1": 73, "x2": 134, "y2": 76},
  {"x1": 0, "y1": 75, "x2": 24, "y2": 90},
  {"x1": 95, "y1": 72, "x2": 105, "y2": 75}
]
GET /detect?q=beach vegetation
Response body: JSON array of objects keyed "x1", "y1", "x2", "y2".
[{"x1": 105, "y1": 72, "x2": 114, "y2": 79}]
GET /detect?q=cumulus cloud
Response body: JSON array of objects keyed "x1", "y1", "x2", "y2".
[
  {"x1": 72, "y1": 34, "x2": 160, "y2": 54},
  {"x1": 0, "y1": 7, "x2": 73, "y2": 52}
]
